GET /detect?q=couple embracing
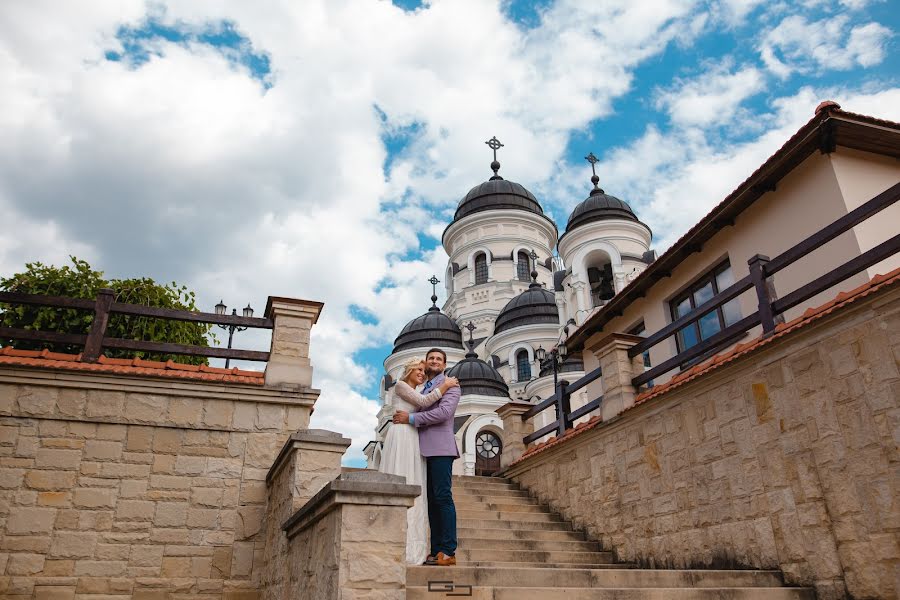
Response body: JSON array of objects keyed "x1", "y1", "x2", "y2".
[{"x1": 379, "y1": 348, "x2": 460, "y2": 566}]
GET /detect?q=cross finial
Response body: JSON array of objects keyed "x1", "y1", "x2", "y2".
[
  {"x1": 485, "y1": 136, "x2": 504, "y2": 180},
  {"x1": 428, "y1": 275, "x2": 440, "y2": 311},
  {"x1": 464, "y1": 321, "x2": 477, "y2": 354},
  {"x1": 585, "y1": 152, "x2": 603, "y2": 195}
]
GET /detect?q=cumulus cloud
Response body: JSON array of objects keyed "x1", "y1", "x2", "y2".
[
  {"x1": 759, "y1": 14, "x2": 892, "y2": 78},
  {"x1": 655, "y1": 63, "x2": 765, "y2": 127}
]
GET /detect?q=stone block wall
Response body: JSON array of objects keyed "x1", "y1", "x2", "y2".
[
  {"x1": 0, "y1": 367, "x2": 317, "y2": 600},
  {"x1": 505, "y1": 286, "x2": 900, "y2": 599}
]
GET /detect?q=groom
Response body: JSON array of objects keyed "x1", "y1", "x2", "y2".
[{"x1": 393, "y1": 348, "x2": 460, "y2": 566}]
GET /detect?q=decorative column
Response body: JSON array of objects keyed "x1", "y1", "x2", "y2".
[
  {"x1": 496, "y1": 401, "x2": 534, "y2": 469},
  {"x1": 588, "y1": 333, "x2": 644, "y2": 422},
  {"x1": 264, "y1": 296, "x2": 324, "y2": 388}
]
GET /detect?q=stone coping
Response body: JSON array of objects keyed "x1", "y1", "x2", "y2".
[
  {"x1": 265, "y1": 429, "x2": 352, "y2": 484},
  {"x1": 282, "y1": 471, "x2": 419, "y2": 538},
  {"x1": 0, "y1": 365, "x2": 319, "y2": 405}
]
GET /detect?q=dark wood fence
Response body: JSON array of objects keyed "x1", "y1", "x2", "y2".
[
  {"x1": 0, "y1": 289, "x2": 273, "y2": 363},
  {"x1": 523, "y1": 181, "x2": 900, "y2": 445}
]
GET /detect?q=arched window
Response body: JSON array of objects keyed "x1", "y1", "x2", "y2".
[
  {"x1": 474, "y1": 253, "x2": 488, "y2": 284},
  {"x1": 515, "y1": 349, "x2": 531, "y2": 381},
  {"x1": 516, "y1": 251, "x2": 531, "y2": 282}
]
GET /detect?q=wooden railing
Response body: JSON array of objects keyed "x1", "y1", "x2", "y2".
[
  {"x1": 0, "y1": 289, "x2": 273, "y2": 363},
  {"x1": 522, "y1": 181, "x2": 900, "y2": 445}
]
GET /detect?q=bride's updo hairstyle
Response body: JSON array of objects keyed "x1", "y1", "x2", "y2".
[{"x1": 400, "y1": 358, "x2": 426, "y2": 384}]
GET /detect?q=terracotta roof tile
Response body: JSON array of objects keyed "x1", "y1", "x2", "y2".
[
  {"x1": 509, "y1": 267, "x2": 900, "y2": 468},
  {"x1": 0, "y1": 347, "x2": 265, "y2": 385}
]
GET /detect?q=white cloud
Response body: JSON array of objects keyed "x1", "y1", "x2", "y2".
[
  {"x1": 759, "y1": 14, "x2": 893, "y2": 78},
  {"x1": 655, "y1": 63, "x2": 765, "y2": 127}
]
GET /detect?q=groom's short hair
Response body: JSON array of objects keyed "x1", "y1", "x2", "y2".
[{"x1": 425, "y1": 348, "x2": 446, "y2": 362}]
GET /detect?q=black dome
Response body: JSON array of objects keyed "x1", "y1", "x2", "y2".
[
  {"x1": 447, "y1": 352, "x2": 510, "y2": 398},
  {"x1": 453, "y1": 177, "x2": 544, "y2": 222},
  {"x1": 392, "y1": 307, "x2": 464, "y2": 354},
  {"x1": 565, "y1": 188, "x2": 642, "y2": 232},
  {"x1": 493, "y1": 283, "x2": 560, "y2": 334}
]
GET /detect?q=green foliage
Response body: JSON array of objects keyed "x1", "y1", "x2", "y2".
[{"x1": 0, "y1": 256, "x2": 215, "y2": 365}]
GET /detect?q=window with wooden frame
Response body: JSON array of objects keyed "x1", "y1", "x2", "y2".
[
  {"x1": 516, "y1": 251, "x2": 531, "y2": 282},
  {"x1": 669, "y1": 260, "x2": 742, "y2": 353},
  {"x1": 515, "y1": 349, "x2": 531, "y2": 381},
  {"x1": 474, "y1": 253, "x2": 489, "y2": 284}
]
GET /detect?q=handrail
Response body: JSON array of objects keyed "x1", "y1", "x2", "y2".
[
  {"x1": 520, "y1": 181, "x2": 900, "y2": 448},
  {"x1": 0, "y1": 289, "x2": 273, "y2": 362}
]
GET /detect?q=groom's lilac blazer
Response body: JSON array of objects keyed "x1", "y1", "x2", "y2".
[{"x1": 412, "y1": 373, "x2": 460, "y2": 458}]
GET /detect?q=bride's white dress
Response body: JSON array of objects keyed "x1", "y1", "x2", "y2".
[{"x1": 378, "y1": 379, "x2": 443, "y2": 565}]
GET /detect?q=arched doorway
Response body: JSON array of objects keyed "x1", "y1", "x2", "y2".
[{"x1": 474, "y1": 429, "x2": 502, "y2": 476}]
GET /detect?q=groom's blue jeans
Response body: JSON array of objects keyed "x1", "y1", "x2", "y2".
[{"x1": 426, "y1": 456, "x2": 457, "y2": 557}]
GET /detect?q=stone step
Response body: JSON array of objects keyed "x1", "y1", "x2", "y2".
[
  {"x1": 455, "y1": 500, "x2": 545, "y2": 513},
  {"x1": 457, "y1": 509, "x2": 564, "y2": 523},
  {"x1": 455, "y1": 488, "x2": 533, "y2": 499},
  {"x1": 407, "y1": 567, "x2": 788, "y2": 588},
  {"x1": 458, "y1": 527, "x2": 586, "y2": 542},
  {"x1": 454, "y1": 480, "x2": 520, "y2": 491},
  {"x1": 406, "y1": 586, "x2": 814, "y2": 599},
  {"x1": 455, "y1": 561, "x2": 631, "y2": 569},
  {"x1": 458, "y1": 518, "x2": 573, "y2": 531},
  {"x1": 458, "y1": 537, "x2": 601, "y2": 552},
  {"x1": 453, "y1": 475, "x2": 511, "y2": 483},
  {"x1": 457, "y1": 548, "x2": 614, "y2": 565}
]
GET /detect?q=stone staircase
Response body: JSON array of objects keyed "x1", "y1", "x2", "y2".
[{"x1": 406, "y1": 475, "x2": 814, "y2": 599}]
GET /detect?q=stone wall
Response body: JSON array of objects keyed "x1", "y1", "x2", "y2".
[
  {"x1": 505, "y1": 285, "x2": 900, "y2": 599},
  {"x1": 0, "y1": 367, "x2": 316, "y2": 600}
]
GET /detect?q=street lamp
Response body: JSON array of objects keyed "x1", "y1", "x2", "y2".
[
  {"x1": 535, "y1": 339, "x2": 568, "y2": 387},
  {"x1": 214, "y1": 301, "x2": 254, "y2": 368}
]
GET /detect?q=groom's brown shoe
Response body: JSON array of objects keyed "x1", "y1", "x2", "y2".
[{"x1": 433, "y1": 552, "x2": 456, "y2": 566}]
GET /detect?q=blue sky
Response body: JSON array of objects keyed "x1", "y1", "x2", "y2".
[{"x1": 0, "y1": 0, "x2": 897, "y2": 465}]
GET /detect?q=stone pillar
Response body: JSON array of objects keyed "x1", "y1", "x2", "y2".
[
  {"x1": 282, "y1": 471, "x2": 420, "y2": 600},
  {"x1": 588, "y1": 333, "x2": 644, "y2": 422},
  {"x1": 497, "y1": 401, "x2": 534, "y2": 469},
  {"x1": 263, "y1": 429, "x2": 351, "y2": 600},
  {"x1": 264, "y1": 296, "x2": 324, "y2": 388}
]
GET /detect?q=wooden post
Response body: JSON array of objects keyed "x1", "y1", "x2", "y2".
[
  {"x1": 748, "y1": 254, "x2": 776, "y2": 334},
  {"x1": 554, "y1": 380, "x2": 571, "y2": 437},
  {"x1": 81, "y1": 288, "x2": 114, "y2": 363}
]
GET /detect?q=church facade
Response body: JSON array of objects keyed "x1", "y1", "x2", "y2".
[{"x1": 365, "y1": 143, "x2": 654, "y2": 475}]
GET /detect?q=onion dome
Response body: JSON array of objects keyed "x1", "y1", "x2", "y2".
[
  {"x1": 493, "y1": 259, "x2": 560, "y2": 334},
  {"x1": 564, "y1": 152, "x2": 647, "y2": 234},
  {"x1": 392, "y1": 277, "x2": 464, "y2": 354},
  {"x1": 452, "y1": 136, "x2": 545, "y2": 223},
  {"x1": 446, "y1": 322, "x2": 510, "y2": 398}
]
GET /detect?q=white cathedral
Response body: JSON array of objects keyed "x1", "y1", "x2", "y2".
[{"x1": 364, "y1": 140, "x2": 655, "y2": 476}]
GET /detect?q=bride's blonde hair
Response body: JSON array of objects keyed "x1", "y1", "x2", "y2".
[{"x1": 400, "y1": 358, "x2": 426, "y2": 384}]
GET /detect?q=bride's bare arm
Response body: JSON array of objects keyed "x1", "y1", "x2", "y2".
[{"x1": 394, "y1": 380, "x2": 444, "y2": 409}]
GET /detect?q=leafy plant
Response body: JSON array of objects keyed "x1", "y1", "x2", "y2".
[{"x1": 0, "y1": 256, "x2": 215, "y2": 365}]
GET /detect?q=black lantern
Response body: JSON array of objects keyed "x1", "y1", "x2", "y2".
[{"x1": 214, "y1": 300, "x2": 227, "y2": 316}]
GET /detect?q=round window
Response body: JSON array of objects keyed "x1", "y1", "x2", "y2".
[{"x1": 476, "y1": 431, "x2": 501, "y2": 459}]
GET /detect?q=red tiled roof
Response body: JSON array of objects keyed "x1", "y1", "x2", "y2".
[
  {"x1": 0, "y1": 347, "x2": 265, "y2": 385},
  {"x1": 510, "y1": 266, "x2": 900, "y2": 467}
]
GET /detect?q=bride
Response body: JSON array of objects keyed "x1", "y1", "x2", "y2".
[{"x1": 379, "y1": 358, "x2": 459, "y2": 565}]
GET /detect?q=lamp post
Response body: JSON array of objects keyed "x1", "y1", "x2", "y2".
[
  {"x1": 214, "y1": 300, "x2": 254, "y2": 369},
  {"x1": 535, "y1": 339, "x2": 568, "y2": 387}
]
